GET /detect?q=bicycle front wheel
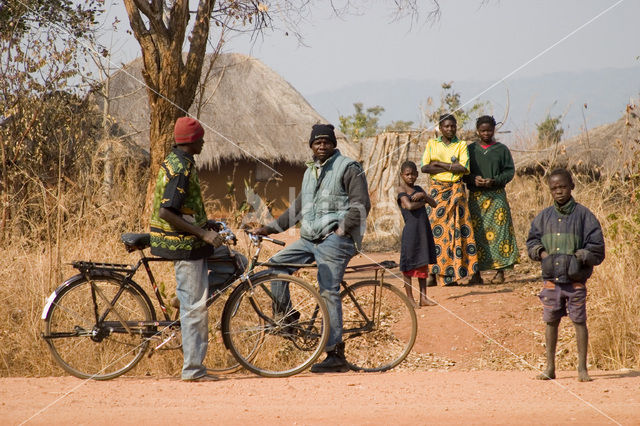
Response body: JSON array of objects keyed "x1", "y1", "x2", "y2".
[
  {"x1": 43, "y1": 273, "x2": 154, "y2": 380},
  {"x1": 221, "y1": 274, "x2": 329, "y2": 378},
  {"x1": 341, "y1": 280, "x2": 417, "y2": 372},
  {"x1": 203, "y1": 289, "x2": 247, "y2": 374}
]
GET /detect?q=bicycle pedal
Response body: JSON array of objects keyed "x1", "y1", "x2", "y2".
[{"x1": 151, "y1": 331, "x2": 182, "y2": 353}]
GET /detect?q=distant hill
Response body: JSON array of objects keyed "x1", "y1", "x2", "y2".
[{"x1": 305, "y1": 67, "x2": 640, "y2": 143}]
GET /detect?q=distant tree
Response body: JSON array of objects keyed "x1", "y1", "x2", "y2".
[
  {"x1": 536, "y1": 114, "x2": 564, "y2": 148},
  {"x1": 0, "y1": 0, "x2": 100, "y2": 241},
  {"x1": 0, "y1": 0, "x2": 98, "y2": 38},
  {"x1": 422, "y1": 81, "x2": 486, "y2": 131},
  {"x1": 385, "y1": 120, "x2": 415, "y2": 132},
  {"x1": 339, "y1": 102, "x2": 385, "y2": 141}
]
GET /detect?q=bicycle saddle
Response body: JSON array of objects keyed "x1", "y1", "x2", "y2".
[
  {"x1": 121, "y1": 233, "x2": 151, "y2": 252},
  {"x1": 379, "y1": 260, "x2": 398, "y2": 269}
]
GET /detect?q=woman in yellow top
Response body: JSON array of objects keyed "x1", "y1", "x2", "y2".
[{"x1": 421, "y1": 114, "x2": 479, "y2": 286}]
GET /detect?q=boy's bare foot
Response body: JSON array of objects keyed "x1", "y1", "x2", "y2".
[
  {"x1": 535, "y1": 368, "x2": 555, "y2": 380},
  {"x1": 578, "y1": 370, "x2": 593, "y2": 382},
  {"x1": 419, "y1": 298, "x2": 437, "y2": 307},
  {"x1": 408, "y1": 298, "x2": 419, "y2": 309},
  {"x1": 491, "y1": 270, "x2": 505, "y2": 284}
]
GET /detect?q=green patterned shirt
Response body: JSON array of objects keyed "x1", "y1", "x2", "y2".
[{"x1": 149, "y1": 148, "x2": 213, "y2": 260}]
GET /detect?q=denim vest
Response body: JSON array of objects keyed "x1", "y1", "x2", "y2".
[{"x1": 300, "y1": 151, "x2": 359, "y2": 245}]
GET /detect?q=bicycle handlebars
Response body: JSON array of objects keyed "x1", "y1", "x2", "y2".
[
  {"x1": 205, "y1": 220, "x2": 237, "y2": 245},
  {"x1": 244, "y1": 229, "x2": 286, "y2": 247},
  {"x1": 205, "y1": 220, "x2": 286, "y2": 247}
]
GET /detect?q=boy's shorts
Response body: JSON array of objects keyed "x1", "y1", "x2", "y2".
[{"x1": 538, "y1": 281, "x2": 587, "y2": 323}]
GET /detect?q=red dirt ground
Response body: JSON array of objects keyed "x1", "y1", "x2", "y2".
[{"x1": 3, "y1": 251, "x2": 640, "y2": 425}]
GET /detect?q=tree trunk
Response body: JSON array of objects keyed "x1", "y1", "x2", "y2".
[
  {"x1": 122, "y1": 0, "x2": 213, "y2": 222},
  {"x1": 143, "y1": 92, "x2": 182, "y2": 218},
  {"x1": 359, "y1": 132, "x2": 430, "y2": 250}
]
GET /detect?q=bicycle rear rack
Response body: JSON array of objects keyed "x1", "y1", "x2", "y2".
[{"x1": 71, "y1": 261, "x2": 137, "y2": 274}]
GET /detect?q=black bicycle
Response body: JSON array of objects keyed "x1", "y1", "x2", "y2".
[{"x1": 41, "y1": 221, "x2": 329, "y2": 380}]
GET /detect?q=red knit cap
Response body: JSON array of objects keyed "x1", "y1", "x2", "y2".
[{"x1": 174, "y1": 117, "x2": 205, "y2": 144}]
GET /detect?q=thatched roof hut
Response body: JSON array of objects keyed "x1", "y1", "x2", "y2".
[
  {"x1": 103, "y1": 52, "x2": 357, "y2": 164},
  {"x1": 514, "y1": 106, "x2": 640, "y2": 178},
  {"x1": 101, "y1": 53, "x2": 358, "y2": 213}
]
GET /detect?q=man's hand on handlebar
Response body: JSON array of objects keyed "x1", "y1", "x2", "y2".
[
  {"x1": 201, "y1": 229, "x2": 225, "y2": 247},
  {"x1": 249, "y1": 226, "x2": 271, "y2": 236}
]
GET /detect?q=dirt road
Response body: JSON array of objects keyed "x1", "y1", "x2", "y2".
[
  {"x1": 4, "y1": 371, "x2": 639, "y2": 425},
  {"x1": 4, "y1": 252, "x2": 640, "y2": 425}
]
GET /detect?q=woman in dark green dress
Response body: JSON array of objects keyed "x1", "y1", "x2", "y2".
[{"x1": 465, "y1": 116, "x2": 519, "y2": 284}]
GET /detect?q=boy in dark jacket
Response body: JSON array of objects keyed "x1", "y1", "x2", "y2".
[{"x1": 526, "y1": 168, "x2": 605, "y2": 382}]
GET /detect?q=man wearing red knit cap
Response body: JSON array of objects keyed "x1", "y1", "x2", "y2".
[{"x1": 150, "y1": 116, "x2": 223, "y2": 381}]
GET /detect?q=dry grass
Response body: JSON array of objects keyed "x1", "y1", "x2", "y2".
[
  {"x1": 1, "y1": 157, "x2": 638, "y2": 377},
  {"x1": 0, "y1": 162, "x2": 183, "y2": 377}
]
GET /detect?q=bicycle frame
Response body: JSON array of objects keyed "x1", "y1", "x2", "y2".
[
  {"x1": 254, "y1": 260, "x2": 398, "y2": 339},
  {"x1": 44, "y1": 230, "x2": 295, "y2": 340}
]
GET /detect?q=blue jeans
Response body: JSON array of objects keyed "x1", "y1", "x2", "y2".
[
  {"x1": 174, "y1": 258, "x2": 209, "y2": 380},
  {"x1": 268, "y1": 233, "x2": 356, "y2": 351}
]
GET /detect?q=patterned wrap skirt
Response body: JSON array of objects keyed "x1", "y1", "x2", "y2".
[
  {"x1": 468, "y1": 188, "x2": 519, "y2": 271},
  {"x1": 426, "y1": 180, "x2": 479, "y2": 284}
]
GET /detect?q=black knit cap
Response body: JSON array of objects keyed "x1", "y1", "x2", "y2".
[{"x1": 309, "y1": 124, "x2": 337, "y2": 147}]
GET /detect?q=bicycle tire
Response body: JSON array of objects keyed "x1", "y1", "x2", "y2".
[
  {"x1": 341, "y1": 280, "x2": 417, "y2": 372},
  {"x1": 43, "y1": 273, "x2": 155, "y2": 380},
  {"x1": 221, "y1": 273, "x2": 329, "y2": 378},
  {"x1": 203, "y1": 288, "x2": 251, "y2": 374}
]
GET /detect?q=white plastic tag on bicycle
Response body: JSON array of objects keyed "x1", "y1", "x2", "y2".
[{"x1": 42, "y1": 291, "x2": 57, "y2": 319}]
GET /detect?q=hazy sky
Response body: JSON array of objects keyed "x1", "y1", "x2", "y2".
[
  {"x1": 102, "y1": 0, "x2": 639, "y2": 95},
  {"x1": 225, "y1": 0, "x2": 638, "y2": 94},
  {"x1": 99, "y1": 0, "x2": 639, "y2": 136}
]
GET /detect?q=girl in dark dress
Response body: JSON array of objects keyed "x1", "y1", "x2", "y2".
[{"x1": 397, "y1": 161, "x2": 438, "y2": 307}]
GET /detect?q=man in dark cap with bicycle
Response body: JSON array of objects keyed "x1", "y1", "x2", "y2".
[
  {"x1": 252, "y1": 123, "x2": 370, "y2": 373},
  {"x1": 149, "y1": 116, "x2": 224, "y2": 382}
]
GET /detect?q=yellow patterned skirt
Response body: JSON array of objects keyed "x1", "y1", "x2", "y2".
[{"x1": 426, "y1": 180, "x2": 479, "y2": 284}]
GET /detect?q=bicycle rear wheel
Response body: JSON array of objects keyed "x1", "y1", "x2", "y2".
[
  {"x1": 221, "y1": 274, "x2": 329, "y2": 378},
  {"x1": 43, "y1": 273, "x2": 154, "y2": 380},
  {"x1": 341, "y1": 280, "x2": 417, "y2": 372}
]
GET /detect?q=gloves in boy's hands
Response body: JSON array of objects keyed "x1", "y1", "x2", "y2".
[{"x1": 574, "y1": 249, "x2": 591, "y2": 264}]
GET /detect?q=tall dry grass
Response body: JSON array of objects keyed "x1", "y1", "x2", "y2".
[
  {"x1": 1, "y1": 153, "x2": 638, "y2": 377},
  {"x1": 0, "y1": 158, "x2": 182, "y2": 377}
]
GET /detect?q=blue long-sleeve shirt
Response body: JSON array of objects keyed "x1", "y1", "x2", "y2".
[{"x1": 526, "y1": 202, "x2": 605, "y2": 284}]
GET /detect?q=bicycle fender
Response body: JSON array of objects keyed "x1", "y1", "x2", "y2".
[
  {"x1": 244, "y1": 269, "x2": 273, "y2": 281},
  {"x1": 40, "y1": 270, "x2": 135, "y2": 321},
  {"x1": 42, "y1": 273, "x2": 88, "y2": 320}
]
